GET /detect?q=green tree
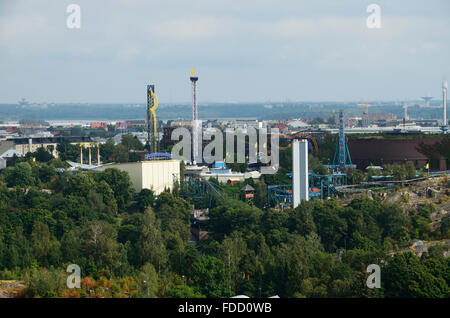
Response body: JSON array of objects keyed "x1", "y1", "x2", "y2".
[
  {"x1": 383, "y1": 252, "x2": 448, "y2": 298},
  {"x1": 219, "y1": 231, "x2": 248, "y2": 292},
  {"x1": 31, "y1": 222, "x2": 58, "y2": 266},
  {"x1": 71, "y1": 125, "x2": 84, "y2": 136},
  {"x1": 392, "y1": 164, "x2": 407, "y2": 181},
  {"x1": 96, "y1": 168, "x2": 133, "y2": 211},
  {"x1": 60, "y1": 230, "x2": 81, "y2": 263},
  {"x1": 112, "y1": 144, "x2": 129, "y2": 163},
  {"x1": 78, "y1": 221, "x2": 120, "y2": 270},
  {"x1": 367, "y1": 167, "x2": 380, "y2": 181},
  {"x1": 312, "y1": 200, "x2": 347, "y2": 252},
  {"x1": 209, "y1": 199, "x2": 263, "y2": 239},
  {"x1": 154, "y1": 192, "x2": 190, "y2": 230},
  {"x1": 309, "y1": 154, "x2": 329, "y2": 175},
  {"x1": 56, "y1": 141, "x2": 79, "y2": 162},
  {"x1": 137, "y1": 189, "x2": 155, "y2": 211},
  {"x1": 100, "y1": 139, "x2": 116, "y2": 162},
  {"x1": 34, "y1": 147, "x2": 54, "y2": 163},
  {"x1": 166, "y1": 285, "x2": 204, "y2": 298},
  {"x1": 67, "y1": 173, "x2": 95, "y2": 197},
  {"x1": 288, "y1": 201, "x2": 317, "y2": 237},
  {"x1": 190, "y1": 256, "x2": 231, "y2": 298},
  {"x1": 5, "y1": 162, "x2": 35, "y2": 187},
  {"x1": 121, "y1": 133, "x2": 144, "y2": 151},
  {"x1": 254, "y1": 180, "x2": 268, "y2": 209},
  {"x1": 440, "y1": 215, "x2": 450, "y2": 238},
  {"x1": 404, "y1": 161, "x2": 417, "y2": 179},
  {"x1": 136, "y1": 209, "x2": 168, "y2": 271},
  {"x1": 37, "y1": 164, "x2": 56, "y2": 183},
  {"x1": 4, "y1": 226, "x2": 34, "y2": 269},
  {"x1": 23, "y1": 267, "x2": 66, "y2": 298},
  {"x1": 346, "y1": 168, "x2": 365, "y2": 185},
  {"x1": 135, "y1": 263, "x2": 159, "y2": 298}
]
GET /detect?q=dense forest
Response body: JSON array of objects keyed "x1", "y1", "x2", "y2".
[{"x1": 0, "y1": 145, "x2": 449, "y2": 298}]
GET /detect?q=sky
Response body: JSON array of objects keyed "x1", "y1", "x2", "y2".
[{"x1": 0, "y1": 0, "x2": 449, "y2": 104}]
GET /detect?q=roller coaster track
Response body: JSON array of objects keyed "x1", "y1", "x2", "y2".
[
  {"x1": 179, "y1": 173, "x2": 227, "y2": 208},
  {"x1": 260, "y1": 133, "x2": 319, "y2": 169},
  {"x1": 333, "y1": 172, "x2": 450, "y2": 193},
  {"x1": 276, "y1": 133, "x2": 319, "y2": 154},
  {"x1": 198, "y1": 174, "x2": 227, "y2": 203}
]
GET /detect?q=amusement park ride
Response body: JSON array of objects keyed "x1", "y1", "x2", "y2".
[
  {"x1": 145, "y1": 71, "x2": 356, "y2": 210},
  {"x1": 267, "y1": 110, "x2": 353, "y2": 210},
  {"x1": 147, "y1": 85, "x2": 159, "y2": 154},
  {"x1": 145, "y1": 85, "x2": 173, "y2": 160},
  {"x1": 179, "y1": 109, "x2": 356, "y2": 210},
  {"x1": 179, "y1": 107, "x2": 356, "y2": 210}
]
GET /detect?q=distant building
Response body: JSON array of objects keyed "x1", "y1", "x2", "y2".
[
  {"x1": 115, "y1": 121, "x2": 132, "y2": 130},
  {"x1": 0, "y1": 136, "x2": 91, "y2": 158},
  {"x1": 225, "y1": 119, "x2": 259, "y2": 129},
  {"x1": 287, "y1": 120, "x2": 310, "y2": 129},
  {"x1": 190, "y1": 208, "x2": 210, "y2": 241},
  {"x1": 91, "y1": 122, "x2": 108, "y2": 130},
  {"x1": 112, "y1": 132, "x2": 147, "y2": 146},
  {"x1": 369, "y1": 113, "x2": 397, "y2": 121},
  {"x1": 348, "y1": 137, "x2": 448, "y2": 170},
  {"x1": 361, "y1": 113, "x2": 397, "y2": 127},
  {"x1": 199, "y1": 161, "x2": 261, "y2": 184},
  {"x1": 274, "y1": 123, "x2": 288, "y2": 133},
  {"x1": 17, "y1": 123, "x2": 48, "y2": 136},
  {"x1": 0, "y1": 125, "x2": 19, "y2": 133},
  {"x1": 170, "y1": 121, "x2": 192, "y2": 127},
  {"x1": 0, "y1": 141, "x2": 23, "y2": 169},
  {"x1": 0, "y1": 158, "x2": 6, "y2": 170}
]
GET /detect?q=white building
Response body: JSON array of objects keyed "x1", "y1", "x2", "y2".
[
  {"x1": 287, "y1": 120, "x2": 310, "y2": 129},
  {"x1": 98, "y1": 160, "x2": 181, "y2": 194},
  {"x1": 0, "y1": 141, "x2": 23, "y2": 169}
]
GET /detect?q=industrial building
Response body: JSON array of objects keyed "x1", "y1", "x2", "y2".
[
  {"x1": 99, "y1": 160, "x2": 181, "y2": 194},
  {"x1": 348, "y1": 138, "x2": 448, "y2": 170}
]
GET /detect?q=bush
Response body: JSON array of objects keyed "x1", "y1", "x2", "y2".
[{"x1": 23, "y1": 268, "x2": 66, "y2": 298}]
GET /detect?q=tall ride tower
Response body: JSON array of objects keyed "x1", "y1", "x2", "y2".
[
  {"x1": 190, "y1": 69, "x2": 199, "y2": 163},
  {"x1": 147, "y1": 85, "x2": 159, "y2": 153},
  {"x1": 338, "y1": 110, "x2": 346, "y2": 170},
  {"x1": 331, "y1": 110, "x2": 355, "y2": 170}
]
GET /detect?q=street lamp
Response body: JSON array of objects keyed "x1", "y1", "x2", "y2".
[{"x1": 143, "y1": 280, "x2": 149, "y2": 297}]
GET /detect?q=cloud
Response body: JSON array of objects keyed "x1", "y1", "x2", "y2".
[
  {"x1": 0, "y1": 13, "x2": 47, "y2": 43},
  {"x1": 0, "y1": 0, "x2": 449, "y2": 103},
  {"x1": 408, "y1": 42, "x2": 440, "y2": 55},
  {"x1": 116, "y1": 45, "x2": 142, "y2": 61},
  {"x1": 150, "y1": 18, "x2": 220, "y2": 41}
]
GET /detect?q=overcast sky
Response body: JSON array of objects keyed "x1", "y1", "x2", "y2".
[{"x1": 0, "y1": 0, "x2": 449, "y2": 103}]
